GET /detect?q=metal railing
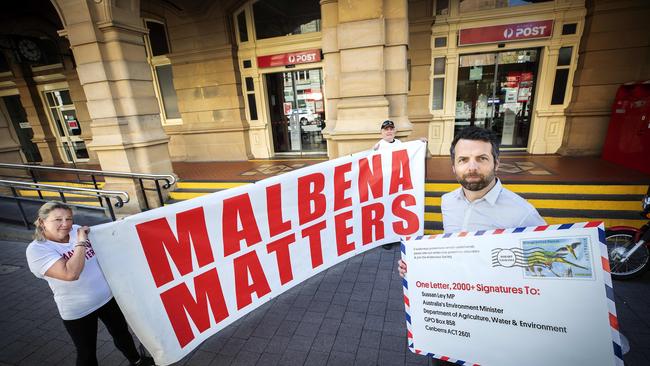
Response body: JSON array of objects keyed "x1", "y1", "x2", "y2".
[
  {"x1": 0, "y1": 179, "x2": 130, "y2": 228},
  {"x1": 0, "y1": 163, "x2": 176, "y2": 210}
]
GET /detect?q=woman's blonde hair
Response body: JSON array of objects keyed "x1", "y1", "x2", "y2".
[{"x1": 33, "y1": 201, "x2": 73, "y2": 242}]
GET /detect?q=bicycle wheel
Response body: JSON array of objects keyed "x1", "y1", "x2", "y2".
[{"x1": 605, "y1": 230, "x2": 650, "y2": 280}]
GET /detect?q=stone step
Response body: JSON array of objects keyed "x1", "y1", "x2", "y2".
[{"x1": 164, "y1": 180, "x2": 647, "y2": 234}]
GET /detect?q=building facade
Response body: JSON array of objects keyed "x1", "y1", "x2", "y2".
[{"x1": 0, "y1": 0, "x2": 648, "y2": 172}]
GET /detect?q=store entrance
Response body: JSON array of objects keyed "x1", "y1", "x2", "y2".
[
  {"x1": 43, "y1": 90, "x2": 89, "y2": 163},
  {"x1": 266, "y1": 69, "x2": 326, "y2": 155},
  {"x1": 455, "y1": 49, "x2": 540, "y2": 148}
]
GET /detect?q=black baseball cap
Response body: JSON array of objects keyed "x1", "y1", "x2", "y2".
[{"x1": 381, "y1": 120, "x2": 395, "y2": 129}]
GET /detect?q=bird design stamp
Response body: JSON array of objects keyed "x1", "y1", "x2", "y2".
[{"x1": 492, "y1": 236, "x2": 594, "y2": 279}]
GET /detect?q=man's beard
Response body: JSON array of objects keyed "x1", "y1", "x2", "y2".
[{"x1": 457, "y1": 170, "x2": 496, "y2": 191}]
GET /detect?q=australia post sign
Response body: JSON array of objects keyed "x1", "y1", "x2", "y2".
[
  {"x1": 257, "y1": 49, "x2": 321, "y2": 68},
  {"x1": 89, "y1": 142, "x2": 426, "y2": 365},
  {"x1": 459, "y1": 20, "x2": 553, "y2": 46}
]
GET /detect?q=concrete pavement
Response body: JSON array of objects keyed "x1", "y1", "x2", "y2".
[{"x1": 1, "y1": 236, "x2": 649, "y2": 366}]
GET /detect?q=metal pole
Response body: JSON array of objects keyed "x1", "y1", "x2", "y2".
[
  {"x1": 29, "y1": 169, "x2": 43, "y2": 199},
  {"x1": 139, "y1": 178, "x2": 150, "y2": 210},
  {"x1": 92, "y1": 175, "x2": 103, "y2": 207},
  {"x1": 59, "y1": 191, "x2": 67, "y2": 202},
  {"x1": 155, "y1": 180, "x2": 164, "y2": 208},
  {"x1": 105, "y1": 197, "x2": 116, "y2": 221},
  {"x1": 11, "y1": 187, "x2": 30, "y2": 230},
  {"x1": 490, "y1": 53, "x2": 500, "y2": 130}
]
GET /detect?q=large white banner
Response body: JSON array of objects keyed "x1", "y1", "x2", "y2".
[
  {"x1": 90, "y1": 141, "x2": 426, "y2": 365},
  {"x1": 402, "y1": 222, "x2": 624, "y2": 366}
]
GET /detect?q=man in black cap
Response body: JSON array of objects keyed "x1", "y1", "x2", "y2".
[
  {"x1": 373, "y1": 120, "x2": 402, "y2": 249},
  {"x1": 373, "y1": 120, "x2": 427, "y2": 249},
  {"x1": 373, "y1": 120, "x2": 401, "y2": 150}
]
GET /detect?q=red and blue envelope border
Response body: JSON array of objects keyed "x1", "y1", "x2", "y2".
[{"x1": 400, "y1": 221, "x2": 624, "y2": 366}]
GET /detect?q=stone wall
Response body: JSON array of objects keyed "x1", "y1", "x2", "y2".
[{"x1": 559, "y1": 0, "x2": 650, "y2": 156}]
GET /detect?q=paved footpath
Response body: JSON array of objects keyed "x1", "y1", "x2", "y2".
[{"x1": 1, "y1": 239, "x2": 649, "y2": 366}]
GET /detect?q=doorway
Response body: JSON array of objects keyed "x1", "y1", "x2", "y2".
[
  {"x1": 43, "y1": 90, "x2": 89, "y2": 163},
  {"x1": 266, "y1": 69, "x2": 326, "y2": 155},
  {"x1": 455, "y1": 49, "x2": 540, "y2": 148}
]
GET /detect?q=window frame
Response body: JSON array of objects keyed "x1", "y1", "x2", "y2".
[
  {"x1": 233, "y1": 1, "x2": 322, "y2": 45},
  {"x1": 143, "y1": 18, "x2": 182, "y2": 126},
  {"x1": 40, "y1": 87, "x2": 90, "y2": 163},
  {"x1": 550, "y1": 46, "x2": 574, "y2": 106},
  {"x1": 431, "y1": 57, "x2": 446, "y2": 111},
  {"x1": 235, "y1": 9, "x2": 251, "y2": 44},
  {"x1": 458, "y1": 0, "x2": 554, "y2": 14}
]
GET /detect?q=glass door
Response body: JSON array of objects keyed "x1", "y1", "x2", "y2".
[
  {"x1": 455, "y1": 49, "x2": 540, "y2": 148},
  {"x1": 266, "y1": 69, "x2": 326, "y2": 155},
  {"x1": 44, "y1": 90, "x2": 89, "y2": 163}
]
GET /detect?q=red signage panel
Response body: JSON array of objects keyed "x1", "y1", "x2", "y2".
[
  {"x1": 257, "y1": 49, "x2": 321, "y2": 68},
  {"x1": 459, "y1": 20, "x2": 553, "y2": 46}
]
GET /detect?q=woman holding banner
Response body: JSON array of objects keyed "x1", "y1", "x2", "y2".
[{"x1": 25, "y1": 201, "x2": 154, "y2": 366}]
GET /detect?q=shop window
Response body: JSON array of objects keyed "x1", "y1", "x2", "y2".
[
  {"x1": 144, "y1": 19, "x2": 181, "y2": 125},
  {"x1": 432, "y1": 57, "x2": 446, "y2": 110},
  {"x1": 460, "y1": 0, "x2": 552, "y2": 13},
  {"x1": 455, "y1": 49, "x2": 540, "y2": 148},
  {"x1": 237, "y1": 11, "x2": 249, "y2": 43},
  {"x1": 551, "y1": 47, "x2": 573, "y2": 105},
  {"x1": 253, "y1": 0, "x2": 321, "y2": 40},
  {"x1": 295, "y1": 70, "x2": 309, "y2": 81},
  {"x1": 436, "y1": 0, "x2": 449, "y2": 15},
  {"x1": 245, "y1": 77, "x2": 258, "y2": 120}
]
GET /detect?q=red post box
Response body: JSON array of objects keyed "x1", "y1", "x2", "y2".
[{"x1": 602, "y1": 81, "x2": 650, "y2": 174}]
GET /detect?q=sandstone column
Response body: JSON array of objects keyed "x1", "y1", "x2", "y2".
[
  {"x1": 322, "y1": 0, "x2": 411, "y2": 157},
  {"x1": 54, "y1": 0, "x2": 173, "y2": 212}
]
